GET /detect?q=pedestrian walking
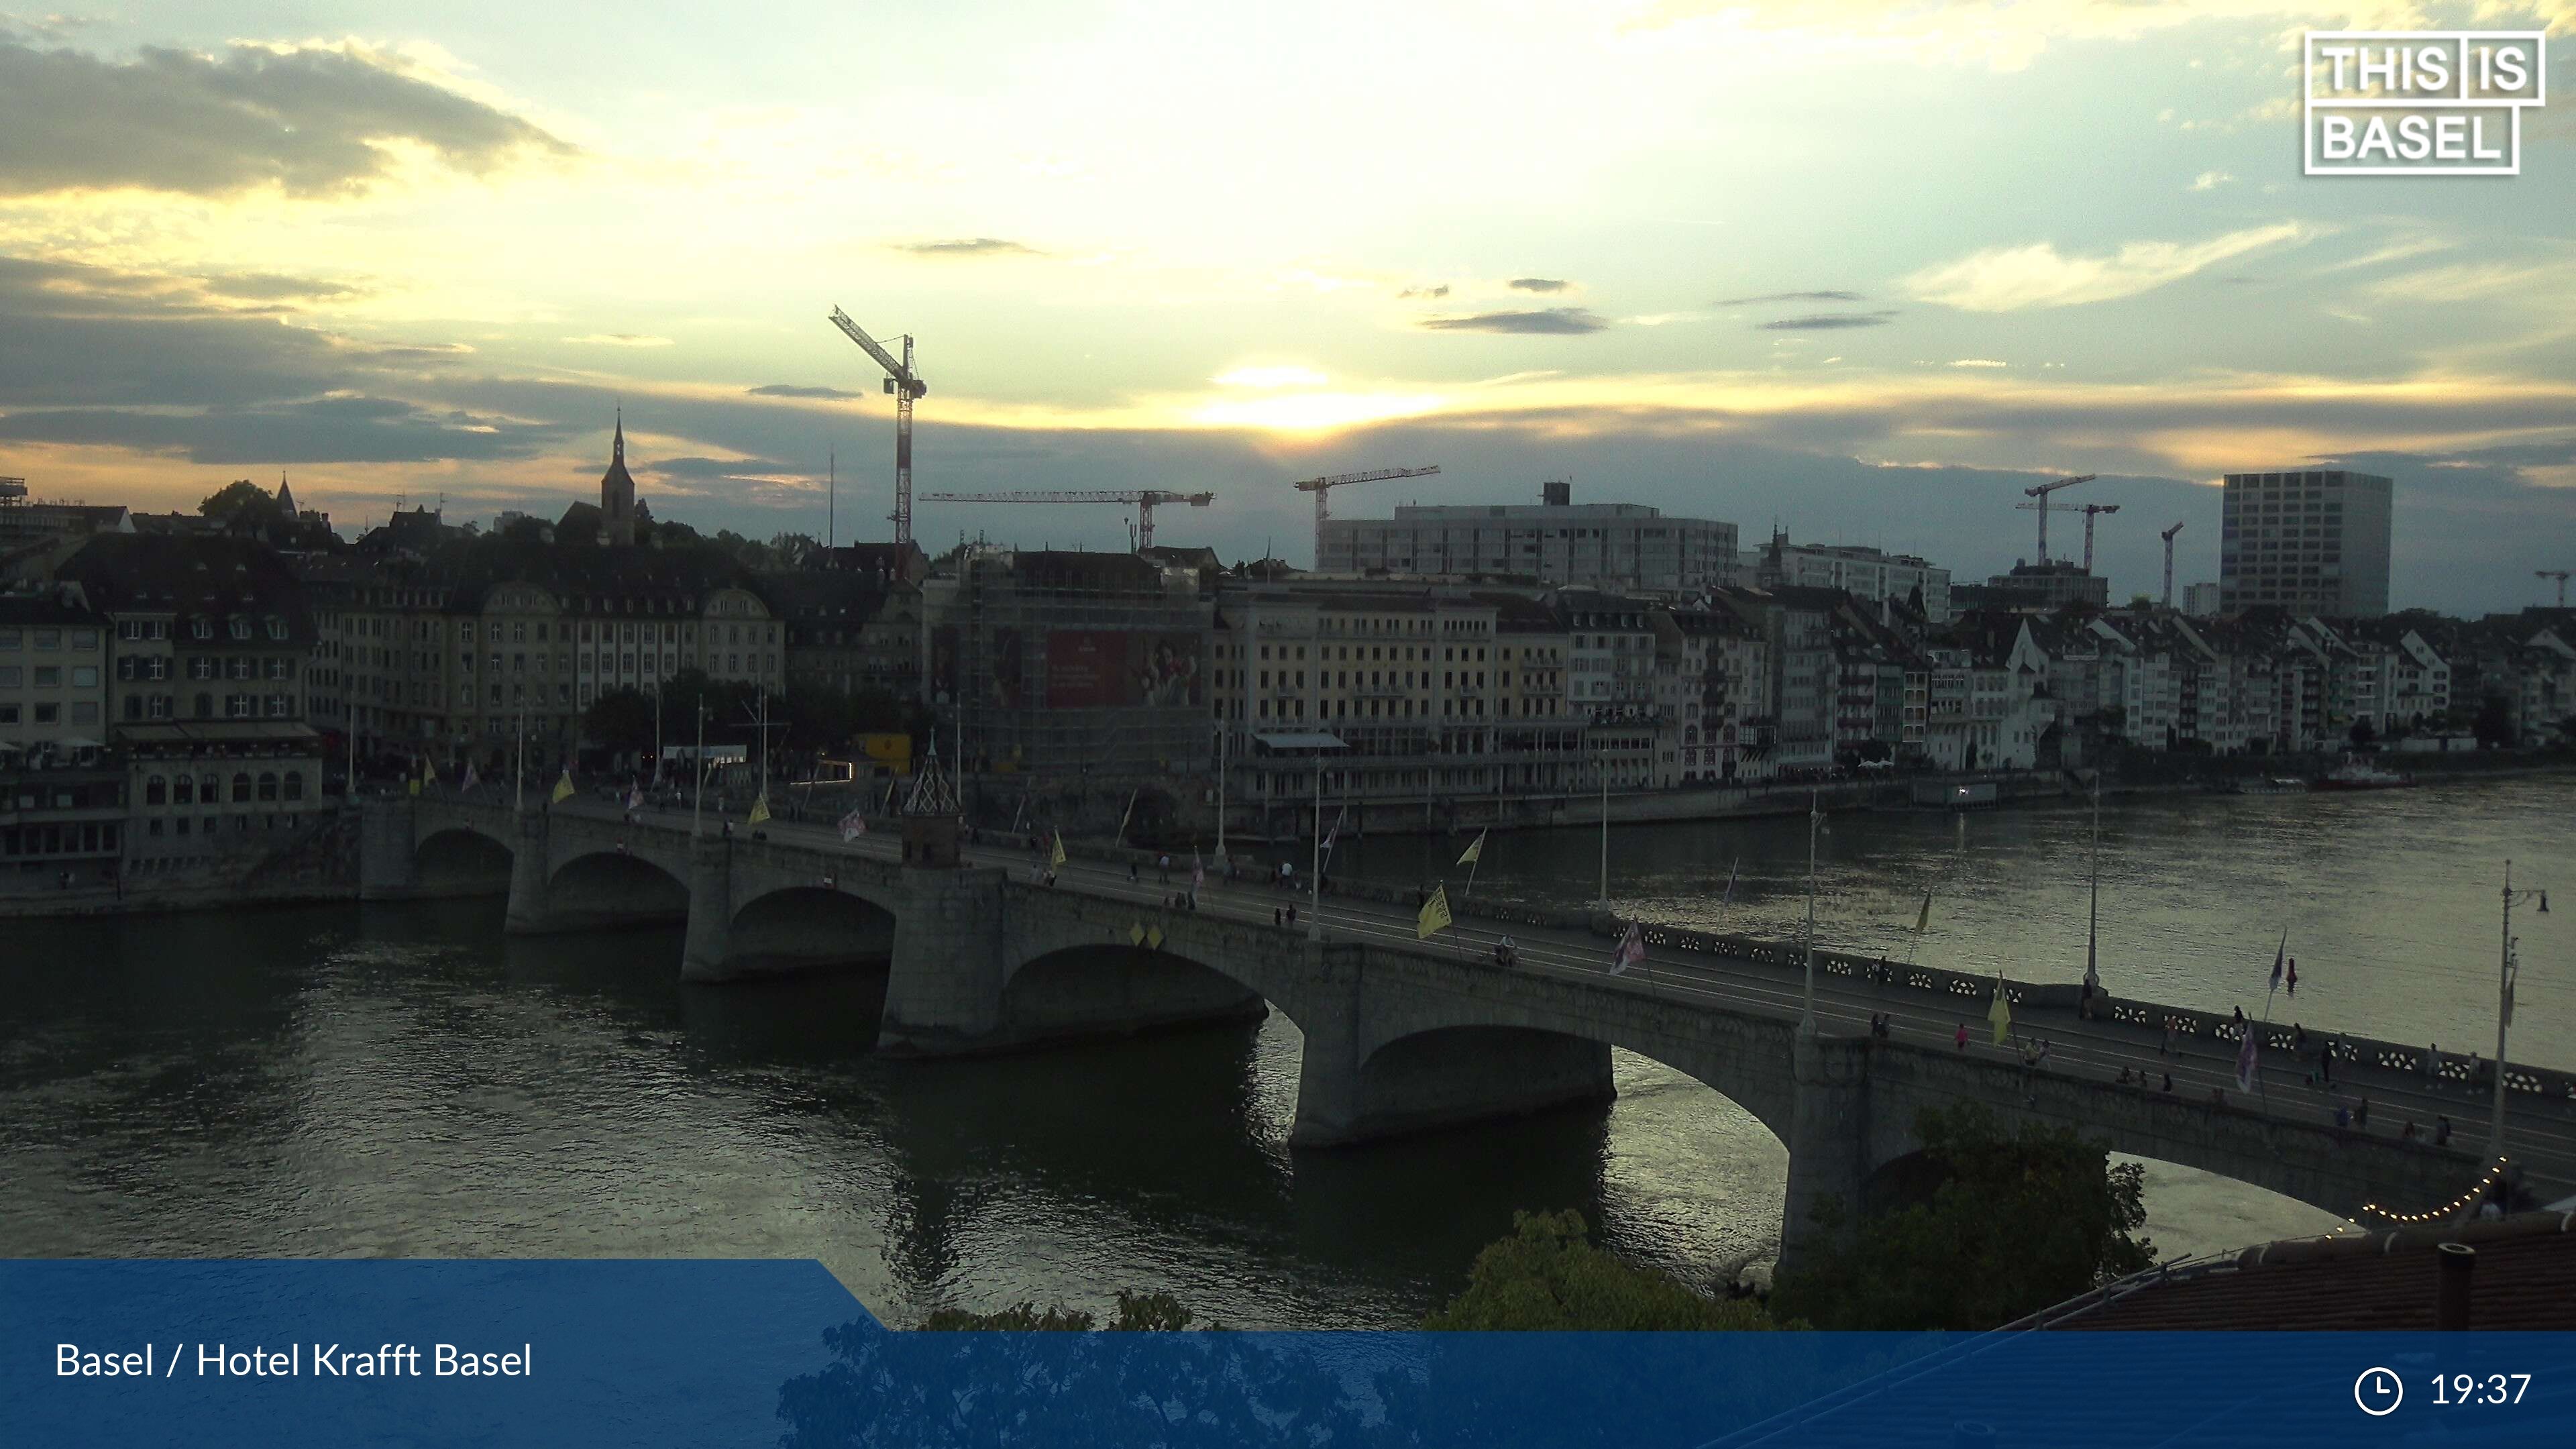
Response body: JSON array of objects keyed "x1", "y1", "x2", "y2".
[
  {"x1": 1128, "y1": 861, "x2": 1139, "y2": 883},
  {"x1": 2434, "y1": 1115, "x2": 2453, "y2": 1146},
  {"x1": 2161, "y1": 1072, "x2": 2174, "y2": 1093},
  {"x1": 2355, "y1": 1095, "x2": 2371, "y2": 1128},
  {"x1": 1954, "y1": 1022, "x2": 1969, "y2": 1051},
  {"x1": 2286, "y1": 957, "x2": 2298, "y2": 997},
  {"x1": 1273, "y1": 907, "x2": 1283, "y2": 927},
  {"x1": 1158, "y1": 853, "x2": 1171, "y2": 883},
  {"x1": 1285, "y1": 903, "x2": 1297, "y2": 926}
]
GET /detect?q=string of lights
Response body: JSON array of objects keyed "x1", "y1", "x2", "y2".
[{"x1": 2361, "y1": 1156, "x2": 2511, "y2": 1226}]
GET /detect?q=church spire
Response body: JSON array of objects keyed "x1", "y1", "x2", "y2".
[{"x1": 613, "y1": 405, "x2": 625, "y2": 463}]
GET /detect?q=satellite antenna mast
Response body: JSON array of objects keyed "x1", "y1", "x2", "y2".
[{"x1": 826, "y1": 305, "x2": 927, "y2": 547}]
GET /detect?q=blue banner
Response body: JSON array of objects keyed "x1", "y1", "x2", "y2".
[{"x1": 6, "y1": 1261, "x2": 2573, "y2": 1448}]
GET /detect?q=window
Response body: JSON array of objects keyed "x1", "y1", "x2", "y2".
[
  {"x1": 71, "y1": 702, "x2": 97, "y2": 724},
  {"x1": 266, "y1": 618, "x2": 286, "y2": 641},
  {"x1": 231, "y1": 773, "x2": 252, "y2": 803},
  {"x1": 34, "y1": 629, "x2": 60, "y2": 649},
  {"x1": 0, "y1": 705, "x2": 14, "y2": 725},
  {"x1": 194, "y1": 693, "x2": 213, "y2": 718},
  {"x1": 283, "y1": 773, "x2": 304, "y2": 802},
  {"x1": 34, "y1": 665, "x2": 59, "y2": 686},
  {"x1": 71, "y1": 665, "x2": 98, "y2": 688},
  {"x1": 258, "y1": 772, "x2": 278, "y2": 802},
  {"x1": 229, "y1": 618, "x2": 250, "y2": 641},
  {"x1": 0, "y1": 666, "x2": 15, "y2": 687},
  {"x1": 192, "y1": 619, "x2": 213, "y2": 640}
]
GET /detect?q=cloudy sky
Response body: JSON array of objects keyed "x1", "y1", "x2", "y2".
[{"x1": 2, "y1": 1, "x2": 2571, "y2": 612}]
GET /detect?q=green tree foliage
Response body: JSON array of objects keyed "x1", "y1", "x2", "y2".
[
  {"x1": 582, "y1": 686, "x2": 659, "y2": 754},
  {"x1": 1422, "y1": 1209, "x2": 1787, "y2": 1331},
  {"x1": 918, "y1": 1291, "x2": 1195, "y2": 1332},
  {"x1": 2472, "y1": 694, "x2": 2514, "y2": 747},
  {"x1": 1771, "y1": 1104, "x2": 2152, "y2": 1331},
  {"x1": 198, "y1": 479, "x2": 282, "y2": 528},
  {"x1": 769, "y1": 531, "x2": 824, "y2": 568}
]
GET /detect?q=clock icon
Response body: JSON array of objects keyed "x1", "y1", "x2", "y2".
[{"x1": 2355, "y1": 1366, "x2": 2405, "y2": 1417}]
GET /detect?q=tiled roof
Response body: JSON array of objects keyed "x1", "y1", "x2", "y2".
[{"x1": 2049, "y1": 1210, "x2": 2576, "y2": 1331}]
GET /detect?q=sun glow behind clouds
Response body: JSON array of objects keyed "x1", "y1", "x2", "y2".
[
  {"x1": 1214, "y1": 365, "x2": 1330, "y2": 388},
  {"x1": 1188, "y1": 390, "x2": 1447, "y2": 431}
]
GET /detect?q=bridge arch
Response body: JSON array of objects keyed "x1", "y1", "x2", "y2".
[
  {"x1": 412, "y1": 825, "x2": 515, "y2": 894},
  {"x1": 545, "y1": 849, "x2": 691, "y2": 930},
  {"x1": 726, "y1": 885, "x2": 900, "y2": 972},
  {"x1": 1000, "y1": 942, "x2": 1269, "y2": 1041}
]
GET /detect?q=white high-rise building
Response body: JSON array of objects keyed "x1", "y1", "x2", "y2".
[
  {"x1": 1743, "y1": 535, "x2": 1953, "y2": 622},
  {"x1": 2182, "y1": 582, "x2": 2221, "y2": 617},
  {"x1": 2218, "y1": 470, "x2": 2392, "y2": 617}
]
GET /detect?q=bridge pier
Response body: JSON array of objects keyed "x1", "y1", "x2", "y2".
[
  {"x1": 356, "y1": 797, "x2": 417, "y2": 900},
  {"x1": 680, "y1": 835, "x2": 737, "y2": 983},
  {"x1": 502, "y1": 808, "x2": 552, "y2": 934},
  {"x1": 1780, "y1": 1030, "x2": 1873, "y2": 1279},
  {"x1": 876, "y1": 865, "x2": 1008, "y2": 1051}
]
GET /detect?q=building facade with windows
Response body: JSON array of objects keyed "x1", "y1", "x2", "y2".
[
  {"x1": 49, "y1": 535, "x2": 323, "y2": 874},
  {"x1": 1316, "y1": 482, "x2": 1737, "y2": 596},
  {"x1": 2218, "y1": 469, "x2": 2394, "y2": 617}
]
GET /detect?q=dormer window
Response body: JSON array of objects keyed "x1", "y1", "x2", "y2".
[
  {"x1": 229, "y1": 617, "x2": 250, "y2": 640},
  {"x1": 266, "y1": 616, "x2": 287, "y2": 641},
  {"x1": 191, "y1": 618, "x2": 213, "y2": 640}
]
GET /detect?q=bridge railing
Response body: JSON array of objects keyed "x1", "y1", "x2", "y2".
[{"x1": 2098, "y1": 997, "x2": 2576, "y2": 1106}]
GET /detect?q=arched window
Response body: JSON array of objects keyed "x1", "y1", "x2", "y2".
[
  {"x1": 146, "y1": 775, "x2": 167, "y2": 805},
  {"x1": 257, "y1": 772, "x2": 278, "y2": 802},
  {"x1": 173, "y1": 775, "x2": 195, "y2": 805},
  {"x1": 231, "y1": 773, "x2": 252, "y2": 803},
  {"x1": 199, "y1": 773, "x2": 219, "y2": 803},
  {"x1": 282, "y1": 772, "x2": 304, "y2": 802}
]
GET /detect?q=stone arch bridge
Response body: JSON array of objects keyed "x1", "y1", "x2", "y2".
[{"x1": 362, "y1": 796, "x2": 2519, "y2": 1271}]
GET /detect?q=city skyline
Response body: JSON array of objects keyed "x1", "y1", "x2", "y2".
[{"x1": 1, "y1": 3, "x2": 2573, "y2": 612}]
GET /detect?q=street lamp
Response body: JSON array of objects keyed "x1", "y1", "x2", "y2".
[
  {"x1": 2490, "y1": 860, "x2": 2548, "y2": 1164},
  {"x1": 1802, "y1": 786, "x2": 1821, "y2": 1034},
  {"x1": 2084, "y1": 771, "x2": 2102, "y2": 1000}
]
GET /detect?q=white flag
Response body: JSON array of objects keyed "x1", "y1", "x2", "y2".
[
  {"x1": 460, "y1": 763, "x2": 479, "y2": 793},
  {"x1": 2235, "y1": 1024, "x2": 2260, "y2": 1093},
  {"x1": 1610, "y1": 923, "x2": 1645, "y2": 975},
  {"x1": 839, "y1": 809, "x2": 866, "y2": 842}
]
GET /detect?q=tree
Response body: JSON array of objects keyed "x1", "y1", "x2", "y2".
[
  {"x1": 919, "y1": 1291, "x2": 1194, "y2": 1332},
  {"x1": 1771, "y1": 1104, "x2": 2151, "y2": 1331},
  {"x1": 2349, "y1": 717, "x2": 2377, "y2": 748},
  {"x1": 582, "y1": 686, "x2": 658, "y2": 754},
  {"x1": 198, "y1": 479, "x2": 282, "y2": 529},
  {"x1": 2472, "y1": 694, "x2": 2514, "y2": 748},
  {"x1": 1421, "y1": 1209, "x2": 1786, "y2": 1331},
  {"x1": 768, "y1": 531, "x2": 825, "y2": 568}
]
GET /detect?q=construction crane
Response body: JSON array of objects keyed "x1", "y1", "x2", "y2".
[
  {"x1": 2161, "y1": 522, "x2": 2186, "y2": 607},
  {"x1": 919, "y1": 490, "x2": 1214, "y2": 550},
  {"x1": 2542, "y1": 570, "x2": 2572, "y2": 608},
  {"x1": 826, "y1": 305, "x2": 928, "y2": 548},
  {"x1": 1292, "y1": 465, "x2": 1440, "y2": 562},
  {"x1": 2074, "y1": 503, "x2": 2121, "y2": 573},
  {"x1": 2015, "y1": 474, "x2": 2096, "y2": 562}
]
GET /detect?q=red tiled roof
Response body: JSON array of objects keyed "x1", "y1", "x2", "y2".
[{"x1": 2050, "y1": 1211, "x2": 2576, "y2": 1330}]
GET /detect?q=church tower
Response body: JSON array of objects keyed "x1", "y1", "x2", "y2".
[{"x1": 600, "y1": 409, "x2": 637, "y2": 545}]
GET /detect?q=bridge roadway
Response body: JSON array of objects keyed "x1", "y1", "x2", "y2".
[{"x1": 376, "y1": 794, "x2": 2576, "y2": 1254}]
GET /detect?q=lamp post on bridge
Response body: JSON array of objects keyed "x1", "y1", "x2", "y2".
[
  {"x1": 2490, "y1": 860, "x2": 2548, "y2": 1165},
  {"x1": 2084, "y1": 771, "x2": 2102, "y2": 1002},
  {"x1": 1802, "y1": 786, "x2": 1821, "y2": 1035}
]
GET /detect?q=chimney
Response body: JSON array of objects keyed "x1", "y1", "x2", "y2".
[
  {"x1": 1542, "y1": 480, "x2": 1571, "y2": 507},
  {"x1": 2435, "y1": 1241, "x2": 2474, "y2": 1330}
]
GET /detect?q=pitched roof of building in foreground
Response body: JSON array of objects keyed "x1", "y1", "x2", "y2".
[{"x1": 2035, "y1": 1206, "x2": 2576, "y2": 1331}]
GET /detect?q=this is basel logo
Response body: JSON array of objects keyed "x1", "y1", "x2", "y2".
[{"x1": 2305, "y1": 32, "x2": 2546, "y2": 175}]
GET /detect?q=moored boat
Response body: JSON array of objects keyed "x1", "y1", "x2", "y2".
[{"x1": 2314, "y1": 758, "x2": 2414, "y2": 790}]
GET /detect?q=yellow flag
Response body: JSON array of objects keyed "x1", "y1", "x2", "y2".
[
  {"x1": 549, "y1": 770, "x2": 574, "y2": 804},
  {"x1": 1049, "y1": 830, "x2": 1067, "y2": 868},
  {"x1": 1457, "y1": 830, "x2": 1485, "y2": 867},
  {"x1": 1988, "y1": 977, "x2": 2013, "y2": 1045},
  {"x1": 1416, "y1": 884, "x2": 1452, "y2": 940},
  {"x1": 1914, "y1": 893, "x2": 1932, "y2": 934},
  {"x1": 1128, "y1": 922, "x2": 1145, "y2": 946},
  {"x1": 748, "y1": 793, "x2": 771, "y2": 824}
]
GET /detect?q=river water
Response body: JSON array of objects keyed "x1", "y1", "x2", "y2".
[{"x1": 3, "y1": 775, "x2": 2568, "y2": 1327}]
